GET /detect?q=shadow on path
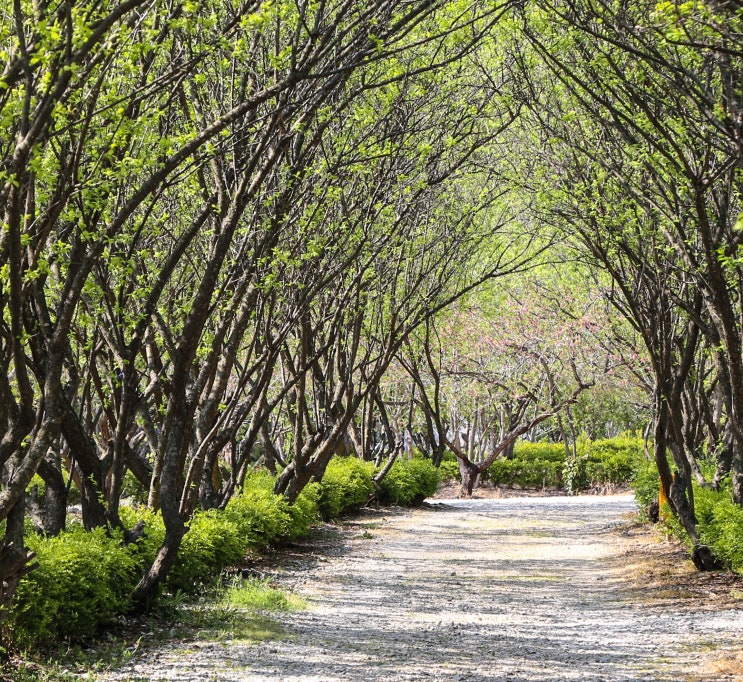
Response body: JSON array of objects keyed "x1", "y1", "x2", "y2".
[{"x1": 107, "y1": 495, "x2": 743, "y2": 682}]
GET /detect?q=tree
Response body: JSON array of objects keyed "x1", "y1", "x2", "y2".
[
  {"x1": 397, "y1": 266, "x2": 613, "y2": 495},
  {"x1": 2, "y1": 0, "x2": 529, "y2": 611},
  {"x1": 509, "y1": 0, "x2": 743, "y2": 565}
]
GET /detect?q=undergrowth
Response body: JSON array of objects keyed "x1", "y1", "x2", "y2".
[{"x1": 7, "y1": 454, "x2": 437, "y2": 655}]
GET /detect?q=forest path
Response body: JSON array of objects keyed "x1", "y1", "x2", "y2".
[{"x1": 108, "y1": 495, "x2": 743, "y2": 681}]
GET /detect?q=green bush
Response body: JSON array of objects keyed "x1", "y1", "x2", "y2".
[
  {"x1": 562, "y1": 435, "x2": 646, "y2": 493},
  {"x1": 694, "y1": 487, "x2": 743, "y2": 575},
  {"x1": 512, "y1": 441, "x2": 567, "y2": 463},
  {"x1": 563, "y1": 452, "x2": 589, "y2": 493},
  {"x1": 167, "y1": 509, "x2": 246, "y2": 593},
  {"x1": 8, "y1": 526, "x2": 140, "y2": 648},
  {"x1": 487, "y1": 458, "x2": 563, "y2": 488},
  {"x1": 8, "y1": 470, "x2": 322, "y2": 650},
  {"x1": 378, "y1": 458, "x2": 440, "y2": 505},
  {"x1": 225, "y1": 470, "x2": 294, "y2": 547},
  {"x1": 438, "y1": 458, "x2": 460, "y2": 482},
  {"x1": 630, "y1": 459, "x2": 743, "y2": 576},
  {"x1": 581, "y1": 435, "x2": 645, "y2": 488},
  {"x1": 483, "y1": 435, "x2": 645, "y2": 492},
  {"x1": 584, "y1": 452, "x2": 636, "y2": 485},
  {"x1": 630, "y1": 458, "x2": 663, "y2": 514},
  {"x1": 318, "y1": 457, "x2": 375, "y2": 519},
  {"x1": 485, "y1": 441, "x2": 566, "y2": 489},
  {"x1": 287, "y1": 482, "x2": 320, "y2": 539},
  {"x1": 119, "y1": 505, "x2": 166, "y2": 569}
]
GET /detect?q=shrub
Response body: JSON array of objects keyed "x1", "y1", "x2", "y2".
[
  {"x1": 487, "y1": 458, "x2": 563, "y2": 488},
  {"x1": 8, "y1": 526, "x2": 140, "y2": 649},
  {"x1": 563, "y1": 452, "x2": 589, "y2": 494},
  {"x1": 318, "y1": 457, "x2": 375, "y2": 519},
  {"x1": 438, "y1": 458, "x2": 460, "y2": 482},
  {"x1": 695, "y1": 487, "x2": 743, "y2": 576},
  {"x1": 119, "y1": 506, "x2": 166, "y2": 569},
  {"x1": 483, "y1": 435, "x2": 645, "y2": 492},
  {"x1": 485, "y1": 442, "x2": 566, "y2": 489},
  {"x1": 581, "y1": 435, "x2": 645, "y2": 488},
  {"x1": 167, "y1": 510, "x2": 246, "y2": 593},
  {"x1": 584, "y1": 452, "x2": 636, "y2": 485},
  {"x1": 631, "y1": 461, "x2": 743, "y2": 576},
  {"x1": 7, "y1": 470, "x2": 322, "y2": 650},
  {"x1": 378, "y1": 458, "x2": 440, "y2": 506},
  {"x1": 512, "y1": 441, "x2": 567, "y2": 463},
  {"x1": 630, "y1": 457, "x2": 661, "y2": 513},
  {"x1": 225, "y1": 470, "x2": 294, "y2": 547},
  {"x1": 562, "y1": 435, "x2": 646, "y2": 493},
  {"x1": 287, "y1": 482, "x2": 320, "y2": 539}
]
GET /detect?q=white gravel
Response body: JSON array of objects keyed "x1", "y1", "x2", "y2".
[{"x1": 101, "y1": 495, "x2": 743, "y2": 681}]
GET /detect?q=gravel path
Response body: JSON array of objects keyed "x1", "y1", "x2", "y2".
[{"x1": 105, "y1": 495, "x2": 743, "y2": 681}]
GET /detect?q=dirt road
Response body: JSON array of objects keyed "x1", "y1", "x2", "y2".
[{"x1": 107, "y1": 495, "x2": 743, "y2": 681}]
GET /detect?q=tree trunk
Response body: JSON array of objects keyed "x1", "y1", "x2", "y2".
[
  {"x1": 130, "y1": 523, "x2": 185, "y2": 609},
  {"x1": 59, "y1": 403, "x2": 108, "y2": 529},
  {"x1": 37, "y1": 456, "x2": 67, "y2": 536},
  {"x1": 459, "y1": 458, "x2": 480, "y2": 496},
  {"x1": 260, "y1": 421, "x2": 283, "y2": 475},
  {"x1": 656, "y1": 406, "x2": 721, "y2": 571},
  {"x1": 0, "y1": 495, "x2": 38, "y2": 626}
]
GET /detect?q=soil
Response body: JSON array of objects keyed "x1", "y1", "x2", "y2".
[{"x1": 98, "y1": 495, "x2": 743, "y2": 681}]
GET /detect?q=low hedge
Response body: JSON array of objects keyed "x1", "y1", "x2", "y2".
[
  {"x1": 7, "y1": 454, "x2": 458, "y2": 650},
  {"x1": 438, "y1": 457, "x2": 460, "y2": 482},
  {"x1": 580, "y1": 435, "x2": 645, "y2": 488},
  {"x1": 441, "y1": 435, "x2": 645, "y2": 492},
  {"x1": 167, "y1": 510, "x2": 247, "y2": 594},
  {"x1": 641, "y1": 480, "x2": 743, "y2": 577},
  {"x1": 8, "y1": 470, "x2": 321, "y2": 649},
  {"x1": 225, "y1": 470, "x2": 302, "y2": 548},
  {"x1": 318, "y1": 457, "x2": 376, "y2": 519},
  {"x1": 512, "y1": 441, "x2": 566, "y2": 463},
  {"x1": 695, "y1": 487, "x2": 743, "y2": 575},
  {"x1": 377, "y1": 458, "x2": 440, "y2": 505},
  {"x1": 487, "y1": 458, "x2": 564, "y2": 488},
  {"x1": 8, "y1": 527, "x2": 141, "y2": 649}
]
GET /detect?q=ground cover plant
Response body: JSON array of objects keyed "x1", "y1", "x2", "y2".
[
  {"x1": 318, "y1": 458, "x2": 376, "y2": 520},
  {"x1": 377, "y1": 458, "x2": 441, "y2": 506},
  {"x1": 629, "y1": 451, "x2": 743, "y2": 577},
  {"x1": 6, "y1": 471, "x2": 313, "y2": 650},
  {"x1": 4, "y1": 575, "x2": 305, "y2": 682}
]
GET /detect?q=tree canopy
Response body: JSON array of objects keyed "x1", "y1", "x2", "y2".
[{"x1": 2, "y1": 0, "x2": 742, "y2": 614}]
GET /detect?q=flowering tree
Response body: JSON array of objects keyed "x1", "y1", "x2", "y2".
[{"x1": 398, "y1": 266, "x2": 648, "y2": 494}]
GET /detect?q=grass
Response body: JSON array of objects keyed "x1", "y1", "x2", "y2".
[{"x1": 220, "y1": 576, "x2": 306, "y2": 613}]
